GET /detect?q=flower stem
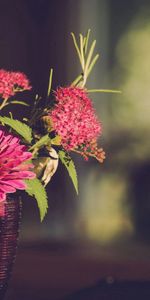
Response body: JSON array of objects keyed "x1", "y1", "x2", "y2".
[{"x1": 71, "y1": 74, "x2": 83, "y2": 87}]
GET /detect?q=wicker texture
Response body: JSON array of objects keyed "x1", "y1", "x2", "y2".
[{"x1": 0, "y1": 195, "x2": 21, "y2": 299}]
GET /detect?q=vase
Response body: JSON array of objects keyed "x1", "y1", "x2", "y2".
[{"x1": 0, "y1": 194, "x2": 22, "y2": 300}]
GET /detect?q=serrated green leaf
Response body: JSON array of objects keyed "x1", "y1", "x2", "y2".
[
  {"x1": 30, "y1": 134, "x2": 50, "y2": 151},
  {"x1": 59, "y1": 150, "x2": 78, "y2": 194},
  {"x1": 0, "y1": 116, "x2": 32, "y2": 143},
  {"x1": 25, "y1": 178, "x2": 48, "y2": 221}
]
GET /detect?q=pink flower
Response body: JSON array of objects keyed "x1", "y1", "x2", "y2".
[
  {"x1": 0, "y1": 129, "x2": 35, "y2": 217},
  {"x1": 0, "y1": 69, "x2": 31, "y2": 99},
  {"x1": 49, "y1": 86, "x2": 102, "y2": 152}
]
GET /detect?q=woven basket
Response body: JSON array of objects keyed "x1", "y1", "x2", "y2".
[{"x1": 0, "y1": 195, "x2": 21, "y2": 299}]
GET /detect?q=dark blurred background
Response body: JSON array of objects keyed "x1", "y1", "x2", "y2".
[{"x1": 1, "y1": 0, "x2": 150, "y2": 299}]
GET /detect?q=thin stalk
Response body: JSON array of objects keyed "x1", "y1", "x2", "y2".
[
  {"x1": 88, "y1": 89, "x2": 122, "y2": 94},
  {"x1": 47, "y1": 68, "x2": 53, "y2": 97},
  {"x1": 72, "y1": 148, "x2": 98, "y2": 160},
  {"x1": 31, "y1": 147, "x2": 39, "y2": 157}
]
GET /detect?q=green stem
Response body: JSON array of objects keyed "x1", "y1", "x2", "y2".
[
  {"x1": 71, "y1": 74, "x2": 83, "y2": 87},
  {"x1": 30, "y1": 147, "x2": 39, "y2": 157}
]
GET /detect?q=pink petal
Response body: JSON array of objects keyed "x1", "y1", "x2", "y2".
[
  {"x1": 2, "y1": 179, "x2": 27, "y2": 190},
  {"x1": 0, "y1": 191, "x2": 6, "y2": 201},
  {"x1": 14, "y1": 163, "x2": 34, "y2": 171},
  {"x1": 17, "y1": 171, "x2": 36, "y2": 179},
  {"x1": 0, "y1": 183, "x2": 16, "y2": 193},
  {"x1": 21, "y1": 152, "x2": 33, "y2": 161}
]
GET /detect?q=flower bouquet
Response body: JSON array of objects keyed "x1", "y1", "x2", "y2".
[{"x1": 0, "y1": 30, "x2": 120, "y2": 298}]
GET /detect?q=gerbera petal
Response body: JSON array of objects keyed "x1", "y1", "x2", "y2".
[
  {"x1": 16, "y1": 171, "x2": 36, "y2": 179},
  {"x1": 0, "y1": 191, "x2": 6, "y2": 202},
  {"x1": 0, "y1": 129, "x2": 35, "y2": 212},
  {"x1": 0, "y1": 182, "x2": 16, "y2": 193},
  {"x1": 2, "y1": 179, "x2": 27, "y2": 190}
]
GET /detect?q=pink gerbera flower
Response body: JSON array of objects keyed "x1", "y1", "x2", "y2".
[
  {"x1": 0, "y1": 69, "x2": 31, "y2": 99},
  {"x1": 50, "y1": 86, "x2": 101, "y2": 150},
  {"x1": 0, "y1": 129, "x2": 35, "y2": 217}
]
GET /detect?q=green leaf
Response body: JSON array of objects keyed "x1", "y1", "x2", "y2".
[
  {"x1": 79, "y1": 33, "x2": 85, "y2": 70},
  {"x1": 59, "y1": 150, "x2": 78, "y2": 194},
  {"x1": 71, "y1": 32, "x2": 82, "y2": 67},
  {"x1": 10, "y1": 100, "x2": 29, "y2": 106},
  {"x1": 84, "y1": 39, "x2": 97, "y2": 74},
  {"x1": 51, "y1": 135, "x2": 61, "y2": 145},
  {"x1": 84, "y1": 29, "x2": 91, "y2": 54},
  {"x1": 47, "y1": 68, "x2": 53, "y2": 97},
  {"x1": 30, "y1": 134, "x2": 50, "y2": 151},
  {"x1": 87, "y1": 54, "x2": 99, "y2": 78},
  {"x1": 88, "y1": 89, "x2": 122, "y2": 94},
  {"x1": 25, "y1": 178, "x2": 48, "y2": 221},
  {"x1": 0, "y1": 116, "x2": 32, "y2": 143}
]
